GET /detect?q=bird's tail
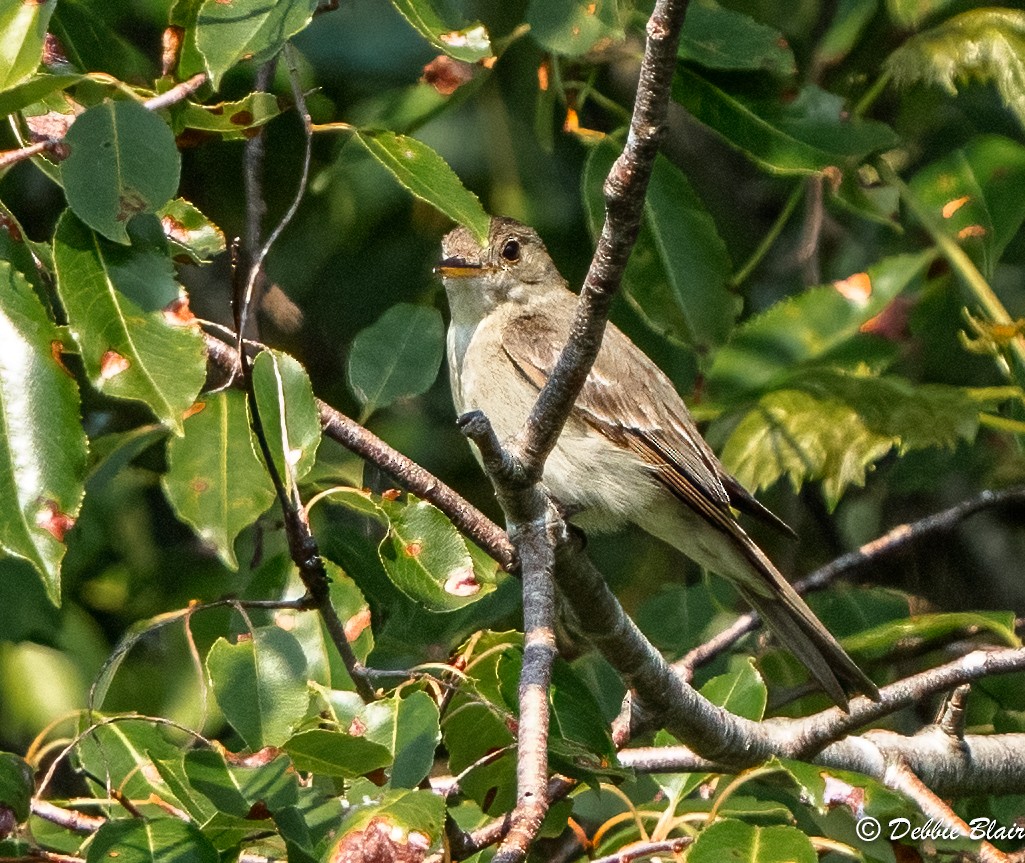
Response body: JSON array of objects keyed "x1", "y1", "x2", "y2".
[{"x1": 735, "y1": 543, "x2": 879, "y2": 709}]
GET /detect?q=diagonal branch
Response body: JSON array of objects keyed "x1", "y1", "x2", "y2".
[{"x1": 515, "y1": 0, "x2": 692, "y2": 478}]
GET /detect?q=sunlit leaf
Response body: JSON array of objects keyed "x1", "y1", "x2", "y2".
[
  {"x1": 252, "y1": 349, "x2": 321, "y2": 494},
  {"x1": 708, "y1": 251, "x2": 934, "y2": 400},
  {"x1": 86, "y1": 818, "x2": 218, "y2": 863},
  {"x1": 352, "y1": 129, "x2": 490, "y2": 243},
  {"x1": 886, "y1": 8, "x2": 1025, "y2": 131},
  {"x1": 52, "y1": 214, "x2": 205, "y2": 431},
  {"x1": 75, "y1": 719, "x2": 184, "y2": 806},
  {"x1": 284, "y1": 728, "x2": 392, "y2": 779},
  {"x1": 379, "y1": 497, "x2": 497, "y2": 611},
  {"x1": 0, "y1": 73, "x2": 80, "y2": 118},
  {"x1": 0, "y1": 261, "x2": 87, "y2": 605},
  {"x1": 689, "y1": 819, "x2": 816, "y2": 863},
  {"x1": 183, "y1": 748, "x2": 298, "y2": 816},
  {"x1": 286, "y1": 561, "x2": 374, "y2": 692},
  {"x1": 195, "y1": 0, "x2": 318, "y2": 89},
  {"x1": 719, "y1": 370, "x2": 1005, "y2": 507},
  {"x1": 323, "y1": 789, "x2": 445, "y2": 860},
  {"x1": 207, "y1": 625, "x2": 310, "y2": 750},
  {"x1": 158, "y1": 198, "x2": 226, "y2": 264},
  {"x1": 389, "y1": 0, "x2": 492, "y2": 63},
  {"x1": 346, "y1": 303, "x2": 445, "y2": 421},
  {"x1": 61, "y1": 100, "x2": 181, "y2": 245},
  {"x1": 161, "y1": 391, "x2": 276, "y2": 569},
  {"x1": 171, "y1": 91, "x2": 281, "y2": 140},
  {"x1": 0, "y1": 1, "x2": 59, "y2": 92},
  {"x1": 845, "y1": 610, "x2": 1018, "y2": 660}
]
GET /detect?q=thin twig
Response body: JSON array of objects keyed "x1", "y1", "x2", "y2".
[
  {"x1": 202, "y1": 332, "x2": 515, "y2": 568},
  {"x1": 676, "y1": 485, "x2": 1025, "y2": 675},
  {"x1": 590, "y1": 837, "x2": 692, "y2": 863},
  {"x1": 236, "y1": 44, "x2": 312, "y2": 358},
  {"x1": 883, "y1": 759, "x2": 1010, "y2": 863},
  {"x1": 232, "y1": 56, "x2": 374, "y2": 703},
  {"x1": 142, "y1": 72, "x2": 208, "y2": 111}
]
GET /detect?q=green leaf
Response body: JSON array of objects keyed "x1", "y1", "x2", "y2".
[
  {"x1": 49, "y1": 0, "x2": 151, "y2": 82},
  {"x1": 0, "y1": 0, "x2": 57, "y2": 91},
  {"x1": 325, "y1": 789, "x2": 445, "y2": 858},
  {"x1": 886, "y1": 8, "x2": 1025, "y2": 131},
  {"x1": 0, "y1": 752, "x2": 33, "y2": 823},
  {"x1": 289, "y1": 561, "x2": 374, "y2": 692},
  {"x1": 389, "y1": 0, "x2": 492, "y2": 63},
  {"x1": 157, "y1": 198, "x2": 226, "y2": 264},
  {"x1": 699, "y1": 656, "x2": 767, "y2": 721},
  {"x1": 907, "y1": 135, "x2": 1025, "y2": 278},
  {"x1": 162, "y1": 391, "x2": 276, "y2": 569},
  {"x1": 527, "y1": 0, "x2": 623, "y2": 57},
  {"x1": 171, "y1": 91, "x2": 281, "y2": 140},
  {"x1": 183, "y1": 748, "x2": 298, "y2": 816},
  {"x1": 651, "y1": 656, "x2": 766, "y2": 802},
  {"x1": 61, "y1": 100, "x2": 181, "y2": 245},
  {"x1": 207, "y1": 625, "x2": 310, "y2": 750},
  {"x1": 347, "y1": 303, "x2": 445, "y2": 421},
  {"x1": 886, "y1": 0, "x2": 956, "y2": 28},
  {"x1": 353, "y1": 129, "x2": 490, "y2": 244},
  {"x1": 689, "y1": 819, "x2": 817, "y2": 863},
  {"x1": 284, "y1": 729, "x2": 393, "y2": 779},
  {"x1": 815, "y1": 0, "x2": 880, "y2": 69},
  {"x1": 252, "y1": 350, "x2": 321, "y2": 494},
  {"x1": 673, "y1": 67, "x2": 899, "y2": 175},
  {"x1": 845, "y1": 610, "x2": 1018, "y2": 660},
  {"x1": 680, "y1": 2, "x2": 796, "y2": 76},
  {"x1": 86, "y1": 818, "x2": 218, "y2": 863},
  {"x1": 75, "y1": 719, "x2": 184, "y2": 806},
  {"x1": 0, "y1": 72, "x2": 79, "y2": 121},
  {"x1": 708, "y1": 251, "x2": 935, "y2": 400},
  {"x1": 583, "y1": 139, "x2": 736, "y2": 351},
  {"x1": 0, "y1": 261, "x2": 87, "y2": 605},
  {"x1": 52, "y1": 213, "x2": 206, "y2": 431},
  {"x1": 548, "y1": 659, "x2": 618, "y2": 778},
  {"x1": 367, "y1": 691, "x2": 441, "y2": 788},
  {"x1": 195, "y1": 0, "x2": 318, "y2": 89},
  {"x1": 380, "y1": 497, "x2": 497, "y2": 611},
  {"x1": 719, "y1": 370, "x2": 997, "y2": 507}
]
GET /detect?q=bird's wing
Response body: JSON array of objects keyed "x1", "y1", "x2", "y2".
[{"x1": 500, "y1": 306, "x2": 737, "y2": 521}]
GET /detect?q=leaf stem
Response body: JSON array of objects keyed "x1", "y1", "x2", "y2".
[{"x1": 730, "y1": 181, "x2": 804, "y2": 288}]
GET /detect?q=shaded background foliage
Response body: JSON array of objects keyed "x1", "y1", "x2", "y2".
[{"x1": 1, "y1": 0, "x2": 1025, "y2": 859}]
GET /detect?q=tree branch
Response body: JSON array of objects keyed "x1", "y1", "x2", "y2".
[
  {"x1": 676, "y1": 485, "x2": 1025, "y2": 676},
  {"x1": 515, "y1": 0, "x2": 692, "y2": 478},
  {"x1": 203, "y1": 333, "x2": 515, "y2": 569}
]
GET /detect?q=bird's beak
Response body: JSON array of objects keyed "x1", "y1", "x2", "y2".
[{"x1": 435, "y1": 256, "x2": 485, "y2": 278}]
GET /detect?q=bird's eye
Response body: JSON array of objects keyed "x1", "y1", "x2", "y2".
[{"x1": 501, "y1": 239, "x2": 521, "y2": 262}]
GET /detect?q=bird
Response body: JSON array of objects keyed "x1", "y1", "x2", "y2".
[{"x1": 437, "y1": 215, "x2": 879, "y2": 709}]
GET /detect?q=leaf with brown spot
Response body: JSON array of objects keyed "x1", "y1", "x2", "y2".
[{"x1": 0, "y1": 261, "x2": 87, "y2": 604}]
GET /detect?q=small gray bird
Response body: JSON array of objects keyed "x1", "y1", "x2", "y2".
[{"x1": 438, "y1": 216, "x2": 878, "y2": 708}]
